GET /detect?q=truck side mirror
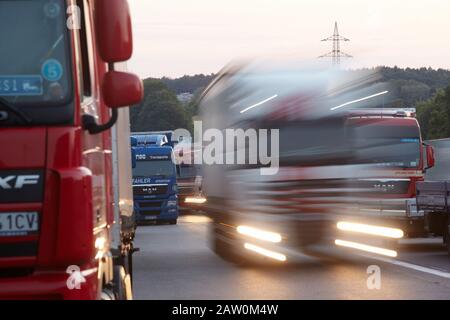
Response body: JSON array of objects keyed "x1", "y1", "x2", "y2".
[
  {"x1": 95, "y1": 0, "x2": 133, "y2": 63},
  {"x1": 426, "y1": 144, "x2": 435, "y2": 170},
  {"x1": 102, "y1": 71, "x2": 143, "y2": 109}
]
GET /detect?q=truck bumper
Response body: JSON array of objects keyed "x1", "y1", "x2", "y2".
[{"x1": 0, "y1": 265, "x2": 99, "y2": 300}]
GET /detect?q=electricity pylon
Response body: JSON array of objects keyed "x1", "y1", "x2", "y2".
[{"x1": 319, "y1": 21, "x2": 352, "y2": 66}]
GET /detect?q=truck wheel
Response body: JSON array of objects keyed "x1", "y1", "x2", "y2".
[
  {"x1": 169, "y1": 219, "x2": 177, "y2": 225},
  {"x1": 210, "y1": 224, "x2": 240, "y2": 264}
]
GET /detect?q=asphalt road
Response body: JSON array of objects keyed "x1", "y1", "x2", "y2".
[{"x1": 133, "y1": 215, "x2": 450, "y2": 300}]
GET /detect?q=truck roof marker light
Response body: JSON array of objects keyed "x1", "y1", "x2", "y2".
[
  {"x1": 331, "y1": 90, "x2": 389, "y2": 111},
  {"x1": 244, "y1": 243, "x2": 286, "y2": 262},
  {"x1": 335, "y1": 239, "x2": 397, "y2": 258},
  {"x1": 237, "y1": 225, "x2": 282, "y2": 243},
  {"x1": 240, "y1": 94, "x2": 278, "y2": 114},
  {"x1": 185, "y1": 197, "x2": 207, "y2": 204},
  {"x1": 337, "y1": 221, "x2": 404, "y2": 239}
]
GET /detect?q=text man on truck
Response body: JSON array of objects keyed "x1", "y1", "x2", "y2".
[
  {"x1": 0, "y1": 0, "x2": 143, "y2": 299},
  {"x1": 131, "y1": 137, "x2": 179, "y2": 224}
]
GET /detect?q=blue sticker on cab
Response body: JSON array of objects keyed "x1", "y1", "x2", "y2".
[
  {"x1": 0, "y1": 75, "x2": 43, "y2": 96},
  {"x1": 41, "y1": 59, "x2": 63, "y2": 82}
]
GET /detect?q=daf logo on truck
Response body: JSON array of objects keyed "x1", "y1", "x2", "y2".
[
  {"x1": 0, "y1": 171, "x2": 44, "y2": 203},
  {"x1": 0, "y1": 175, "x2": 39, "y2": 189}
]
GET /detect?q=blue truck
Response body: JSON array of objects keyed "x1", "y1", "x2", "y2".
[{"x1": 131, "y1": 136, "x2": 179, "y2": 224}]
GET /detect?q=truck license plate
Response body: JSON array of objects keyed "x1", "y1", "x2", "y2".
[{"x1": 0, "y1": 212, "x2": 39, "y2": 236}]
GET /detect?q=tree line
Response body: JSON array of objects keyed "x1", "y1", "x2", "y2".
[{"x1": 130, "y1": 67, "x2": 449, "y2": 138}]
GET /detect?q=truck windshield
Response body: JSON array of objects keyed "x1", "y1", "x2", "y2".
[
  {"x1": 352, "y1": 123, "x2": 421, "y2": 168},
  {"x1": 0, "y1": 0, "x2": 72, "y2": 106},
  {"x1": 133, "y1": 161, "x2": 176, "y2": 177}
]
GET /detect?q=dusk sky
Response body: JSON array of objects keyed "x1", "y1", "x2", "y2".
[{"x1": 128, "y1": 0, "x2": 450, "y2": 79}]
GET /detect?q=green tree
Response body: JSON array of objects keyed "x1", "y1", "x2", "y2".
[
  {"x1": 130, "y1": 79, "x2": 193, "y2": 133},
  {"x1": 416, "y1": 85, "x2": 450, "y2": 140}
]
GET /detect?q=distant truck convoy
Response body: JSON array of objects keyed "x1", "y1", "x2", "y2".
[{"x1": 131, "y1": 136, "x2": 179, "y2": 224}]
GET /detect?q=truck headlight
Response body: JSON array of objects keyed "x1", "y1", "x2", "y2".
[{"x1": 167, "y1": 200, "x2": 177, "y2": 207}]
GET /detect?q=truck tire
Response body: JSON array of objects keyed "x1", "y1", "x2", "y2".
[
  {"x1": 169, "y1": 219, "x2": 177, "y2": 225},
  {"x1": 210, "y1": 224, "x2": 241, "y2": 264}
]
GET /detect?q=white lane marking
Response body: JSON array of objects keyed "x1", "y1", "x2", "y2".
[{"x1": 367, "y1": 255, "x2": 450, "y2": 279}]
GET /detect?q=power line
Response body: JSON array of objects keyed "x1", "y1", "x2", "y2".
[{"x1": 319, "y1": 21, "x2": 352, "y2": 66}]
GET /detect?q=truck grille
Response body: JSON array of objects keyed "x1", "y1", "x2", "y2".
[
  {"x1": 133, "y1": 185, "x2": 168, "y2": 196},
  {"x1": 137, "y1": 201, "x2": 163, "y2": 216},
  {"x1": 139, "y1": 201, "x2": 163, "y2": 209}
]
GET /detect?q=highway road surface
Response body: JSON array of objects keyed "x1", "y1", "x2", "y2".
[{"x1": 133, "y1": 215, "x2": 450, "y2": 300}]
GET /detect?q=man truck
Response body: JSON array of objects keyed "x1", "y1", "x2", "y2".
[
  {"x1": 131, "y1": 137, "x2": 179, "y2": 224},
  {"x1": 0, "y1": 0, "x2": 143, "y2": 299},
  {"x1": 343, "y1": 108, "x2": 434, "y2": 237}
]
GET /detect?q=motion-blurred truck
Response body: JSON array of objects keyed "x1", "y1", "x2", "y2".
[
  {"x1": 0, "y1": 0, "x2": 143, "y2": 299},
  {"x1": 198, "y1": 61, "x2": 434, "y2": 263}
]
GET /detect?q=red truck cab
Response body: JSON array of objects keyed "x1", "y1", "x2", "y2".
[
  {"x1": 0, "y1": 0, "x2": 142, "y2": 299},
  {"x1": 344, "y1": 110, "x2": 428, "y2": 233}
]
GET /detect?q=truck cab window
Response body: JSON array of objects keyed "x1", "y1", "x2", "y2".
[
  {"x1": 0, "y1": 0, "x2": 72, "y2": 107},
  {"x1": 75, "y1": 0, "x2": 93, "y2": 99}
]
